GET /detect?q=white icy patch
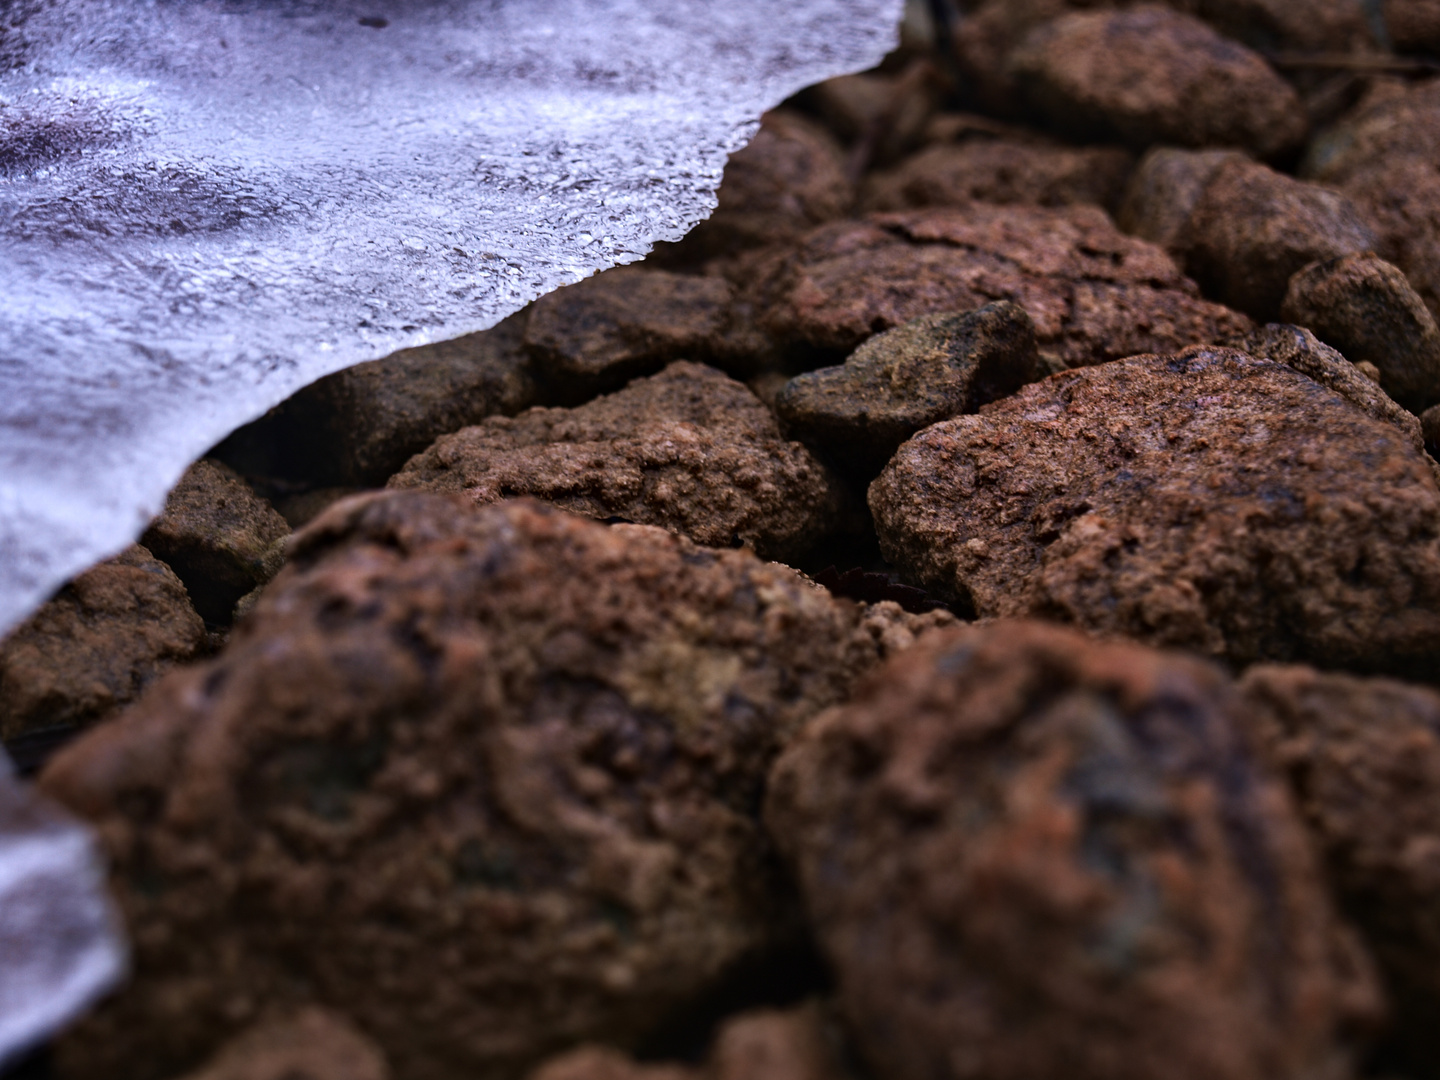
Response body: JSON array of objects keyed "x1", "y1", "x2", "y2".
[
  {"x1": 0, "y1": 755, "x2": 127, "y2": 1067},
  {"x1": 0, "y1": 0, "x2": 901, "y2": 638}
]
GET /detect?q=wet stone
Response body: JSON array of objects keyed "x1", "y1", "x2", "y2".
[
  {"x1": 140, "y1": 459, "x2": 290, "y2": 626},
  {"x1": 211, "y1": 315, "x2": 538, "y2": 490},
  {"x1": 870, "y1": 346, "x2": 1440, "y2": 679},
  {"x1": 773, "y1": 301, "x2": 1040, "y2": 479},
  {"x1": 1008, "y1": 6, "x2": 1308, "y2": 159},
  {"x1": 389, "y1": 361, "x2": 846, "y2": 565},
  {"x1": 1241, "y1": 664, "x2": 1440, "y2": 1076},
  {"x1": 750, "y1": 205, "x2": 1251, "y2": 372},
  {"x1": 766, "y1": 619, "x2": 1382, "y2": 1080},
  {"x1": 0, "y1": 545, "x2": 206, "y2": 742},
  {"x1": 174, "y1": 1009, "x2": 390, "y2": 1080},
  {"x1": 1281, "y1": 253, "x2": 1440, "y2": 415},
  {"x1": 39, "y1": 494, "x2": 950, "y2": 1080}
]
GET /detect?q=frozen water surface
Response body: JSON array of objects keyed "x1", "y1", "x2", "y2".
[{"x1": 0, "y1": 0, "x2": 902, "y2": 640}]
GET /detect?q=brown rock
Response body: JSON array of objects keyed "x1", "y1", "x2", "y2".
[
  {"x1": 798, "y1": 72, "x2": 938, "y2": 161},
  {"x1": 522, "y1": 268, "x2": 765, "y2": 398},
  {"x1": 1123, "y1": 151, "x2": 1377, "y2": 321},
  {"x1": 1237, "y1": 323, "x2": 1424, "y2": 451},
  {"x1": 1281, "y1": 253, "x2": 1440, "y2": 414},
  {"x1": 951, "y1": 0, "x2": 1079, "y2": 119},
  {"x1": 0, "y1": 545, "x2": 206, "y2": 742},
  {"x1": 175, "y1": 1009, "x2": 389, "y2": 1080},
  {"x1": 766, "y1": 619, "x2": 1382, "y2": 1080},
  {"x1": 773, "y1": 302, "x2": 1040, "y2": 478},
  {"x1": 389, "y1": 362, "x2": 845, "y2": 563},
  {"x1": 40, "y1": 494, "x2": 947, "y2": 1080},
  {"x1": 869, "y1": 346, "x2": 1440, "y2": 679},
  {"x1": 1424, "y1": 403, "x2": 1440, "y2": 457},
  {"x1": 528, "y1": 1047, "x2": 695, "y2": 1080},
  {"x1": 861, "y1": 139, "x2": 1135, "y2": 214},
  {"x1": 1171, "y1": 0, "x2": 1378, "y2": 52},
  {"x1": 751, "y1": 206, "x2": 1251, "y2": 372},
  {"x1": 1008, "y1": 6, "x2": 1308, "y2": 159},
  {"x1": 1385, "y1": 0, "x2": 1440, "y2": 53},
  {"x1": 141, "y1": 459, "x2": 290, "y2": 625},
  {"x1": 211, "y1": 314, "x2": 537, "y2": 488},
  {"x1": 1303, "y1": 78, "x2": 1440, "y2": 323},
  {"x1": 1240, "y1": 664, "x2": 1440, "y2": 1074},
  {"x1": 653, "y1": 111, "x2": 853, "y2": 268}
]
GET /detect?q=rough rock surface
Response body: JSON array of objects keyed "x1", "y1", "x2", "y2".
[
  {"x1": 389, "y1": 362, "x2": 845, "y2": 564},
  {"x1": 522, "y1": 269, "x2": 765, "y2": 398},
  {"x1": 774, "y1": 302, "x2": 1040, "y2": 478},
  {"x1": 654, "y1": 111, "x2": 853, "y2": 266},
  {"x1": 1240, "y1": 664, "x2": 1440, "y2": 1074},
  {"x1": 1007, "y1": 6, "x2": 1308, "y2": 159},
  {"x1": 1119, "y1": 147, "x2": 1249, "y2": 254},
  {"x1": 861, "y1": 139, "x2": 1135, "y2": 214},
  {"x1": 175, "y1": 1009, "x2": 390, "y2": 1080},
  {"x1": 750, "y1": 206, "x2": 1252, "y2": 372},
  {"x1": 1304, "y1": 79, "x2": 1440, "y2": 323},
  {"x1": 1281, "y1": 253, "x2": 1440, "y2": 414},
  {"x1": 527, "y1": 1003, "x2": 851, "y2": 1080},
  {"x1": 40, "y1": 493, "x2": 952, "y2": 1080},
  {"x1": 1236, "y1": 324, "x2": 1424, "y2": 452},
  {"x1": 140, "y1": 460, "x2": 290, "y2": 625},
  {"x1": 1172, "y1": 157, "x2": 1378, "y2": 322},
  {"x1": 766, "y1": 619, "x2": 1382, "y2": 1080},
  {"x1": 212, "y1": 315, "x2": 538, "y2": 489},
  {"x1": 1172, "y1": 0, "x2": 1378, "y2": 51},
  {"x1": 0, "y1": 545, "x2": 206, "y2": 741},
  {"x1": 870, "y1": 347, "x2": 1440, "y2": 679}
]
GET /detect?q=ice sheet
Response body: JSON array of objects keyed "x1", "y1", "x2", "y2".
[{"x1": 0, "y1": 0, "x2": 901, "y2": 639}]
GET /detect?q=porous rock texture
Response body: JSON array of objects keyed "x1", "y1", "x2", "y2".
[
  {"x1": 40, "y1": 493, "x2": 953, "y2": 1080},
  {"x1": 389, "y1": 361, "x2": 845, "y2": 564},
  {"x1": 870, "y1": 346, "x2": 1440, "y2": 679},
  {"x1": 1304, "y1": 79, "x2": 1440, "y2": 323},
  {"x1": 522, "y1": 268, "x2": 765, "y2": 397},
  {"x1": 766, "y1": 619, "x2": 1382, "y2": 1080},
  {"x1": 860, "y1": 138, "x2": 1135, "y2": 214},
  {"x1": 140, "y1": 459, "x2": 290, "y2": 625},
  {"x1": 1007, "y1": 6, "x2": 1308, "y2": 160},
  {"x1": 1240, "y1": 665, "x2": 1440, "y2": 1074},
  {"x1": 774, "y1": 301, "x2": 1040, "y2": 478},
  {"x1": 175, "y1": 1009, "x2": 390, "y2": 1080},
  {"x1": 1281, "y1": 253, "x2": 1440, "y2": 415},
  {"x1": 211, "y1": 314, "x2": 538, "y2": 489},
  {"x1": 0, "y1": 545, "x2": 206, "y2": 741},
  {"x1": 749, "y1": 205, "x2": 1251, "y2": 373}
]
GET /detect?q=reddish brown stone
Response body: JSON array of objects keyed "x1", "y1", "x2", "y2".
[
  {"x1": 751, "y1": 206, "x2": 1251, "y2": 372},
  {"x1": 1008, "y1": 6, "x2": 1308, "y2": 159},
  {"x1": 869, "y1": 347, "x2": 1440, "y2": 679},
  {"x1": 861, "y1": 139, "x2": 1135, "y2": 214},
  {"x1": 40, "y1": 494, "x2": 950, "y2": 1080},
  {"x1": 1424, "y1": 403, "x2": 1440, "y2": 457},
  {"x1": 1240, "y1": 664, "x2": 1440, "y2": 1075},
  {"x1": 766, "y1": 619, "x2": 1382, "y2": 1080},
  {"x1": 141, "y1": 459, "x2": 290, "y2": 625},
  {"x1": 174, "y1": 1009, "x2": 389, "y2": 1080},
  {"x1": 0, "y1": 545, "x2": 206, "y2": 741},
  {"x1": 1384, "y1": 0, "x2": 1440, "y2": 53},
  {"x1": 1172, "y1": 0, "x2": 1378, "y2": 51},
  {"x1": 528, "y1": 1048, "x2": 694, "y2": 1080},
  {"x1": 1118, "y1": 147, "x2": 1248, "y2": 254},
  {"x1": 389, "y1": 362, "x2": 845, "y2": 564}
]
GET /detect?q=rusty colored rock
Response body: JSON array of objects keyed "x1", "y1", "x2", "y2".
[
  {"x1": 774, "y1": 302, "x2": 1040, "y2": 478},
  {"x1": 1118, "y1": 147, "x2": 1248, "y2": 254},
  {"x1": 766, "y1": 619, "x2": 1383, "y2": 1080},
  {"x1": 0, "y1": 545, "x2": 206, "y2": 741},
  {"x1": 40, "y1": 494, "x2": 948, "y2": 1080},
  {"x1": 1385, "y1": 0, "x2": 1440, "y2": 52},
  {"x1": 951, "y1": 0, "x2": 1079, "y2": 119},
  {"x1": 1240, "y1": 664, "x2": 1440, "y2": 1074},
  {"x1": 1172, "y1": 0, "x2": 1378, "y2": 51},
  {"x1": 211, "y1": 315, "x2": 538, "y2": 489},
  {"x1": 653, "y1": 111, "x2": 853, "y2": 268},
  {"x1": 174, "y1": 1009, "x2": 389, "y2": 1080},
  {"x1": 140, "y1": 459, "x2": 290, "y2": 625},
  {"x1": 522, "y1": 268, "x2": 766, "y2": 398},
  {"x1": 1303, "y1": 79, "x2": 1440, "y2": 323},
  {"x1": 1281, "y1": 253, "x2": 1440, "y2": 414},
  {"x1": 870, "y1": 346, "x2": 1440, "y2": 679},
  {"x1": 528, "y1": 1047, "x2": 695, "y2": 1080},
  {"x1": 750, "y1": 206, "x2": 1251, "y2": 372},
  {"x1": 1008, "y1": 6, "x2": 1308, "y2": 159},
  {"x1": 389, "y1": 362, "x2": 845, "y2": 563},
  {"x1": 861, "y1": 139, "x2": 1135, "y2": 214},
  {"x1": 1236, "y1": 323, "x2": 1424, "y2": 451}
]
